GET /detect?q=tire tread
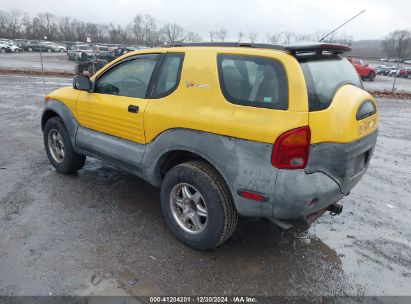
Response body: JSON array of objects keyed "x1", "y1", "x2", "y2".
[{"x1": 176, "y1": 161, "x2": 238, "y2": 247}]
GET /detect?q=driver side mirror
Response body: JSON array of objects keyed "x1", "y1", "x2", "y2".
[{"x1": 73, "y1": 75, "x2": 91, "y2": 91}]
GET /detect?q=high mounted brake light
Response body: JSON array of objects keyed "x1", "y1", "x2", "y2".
[{"x1": 272, "y1": 126, "x2": 311, "y2": 169}]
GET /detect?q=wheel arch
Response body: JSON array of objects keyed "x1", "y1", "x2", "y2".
[
  {"x1": 41, "y1": 109, "x2": 59, "y2": 131},
  {"x1": 41, "y1": 99, "x2": 79, "y2": 147},
  {"x1": 153, "y1": 149, "x2": 229, "y2": 190}
]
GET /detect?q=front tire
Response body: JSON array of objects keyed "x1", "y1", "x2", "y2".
[
  {"x1": 161, "y1": 161, "x2": 238, "y2": 250},
  {"x1": 368, "y1": 72, "x2": 375, "y2": 81},
  {"x1": 44, "y1": 117, "x2": 86, "y2": 174}
]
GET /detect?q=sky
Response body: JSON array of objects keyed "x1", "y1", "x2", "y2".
[{"x1": 2, "y1": 0, "x2": 410, "y2": 41}]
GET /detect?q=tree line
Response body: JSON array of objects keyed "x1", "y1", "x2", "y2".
[
  {"x1": 0, "y1": 9, "x2": 356, "y2": 46},
  {"x1": 1, "y1": 7, "x2": 409, "y2": 58}
]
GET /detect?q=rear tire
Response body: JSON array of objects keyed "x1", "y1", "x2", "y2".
[
  {"x1": 0, "y1": 48, "x2": 6, "y2": 54},
  {"x1": 160, "y1": 161, "x2": 238, "y2": 250},
  {"x1": 27, "y1": 47, "x2": 32, "y2": 52},
  {"x1": 44, "y1": 117, "x2": 86, "y2": 174}
]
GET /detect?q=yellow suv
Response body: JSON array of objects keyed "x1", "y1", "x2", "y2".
[{"x1": 42, "y1": 43, "x2": 378, "y2": 249}]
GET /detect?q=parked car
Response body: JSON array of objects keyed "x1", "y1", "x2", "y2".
[
  {"x1": 348, "y1": 58, "x2": 376, "y2": 81},
  {"x1": 42, "y1": 41, "x2": 67, "y2": 52},
  {"x1": 0, "y1": 41, "x2": 9, "y2": 53},
  {"x1": 0, "y1": 39, "x2": 21, "y2": 53},
  {"x1": 375, "y1": 65, "x2": 389, "y2": 76},
  {"x1": 404, "y1": 60, "x2": 411, "y2": 64},
  {"x1": 74, "y1": 52, "x2": 108, "y2": 76},
  {"x1": 42, "y1": 43, "x2": 378, "y2": 249},
  {"x1": 13, "y1": 39, "x2": 28, "y2": 48},
  {"x1": 397, "y1": 67, "x2": 411, "y2": 78},
  {"x1": 112, "y1": 46, "x2": 139, "y2": 58},
  {"x1": 92, "y1": 45, "x2": 110, "y2": 56},
  {"x1": 24, "y1": 41, "x2": 54, "y2": 52},
  {"x1": 388, "y1": 68, "x2": 398, "y2": 77},
  {"x1": 67, "y1": 44, "x2": 93, "y2": 60}
]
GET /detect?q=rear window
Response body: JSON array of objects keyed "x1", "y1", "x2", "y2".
[
  {"x1": 218, "y1": 54, "x2": 288, "y2": 110},
  {"x1": 300, "y1": 55, "x2": 362, "y2": 111},
  {"x1": 78, "y1": 45, "x2": 91, "y2": 50}
]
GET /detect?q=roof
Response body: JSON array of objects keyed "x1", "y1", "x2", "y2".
[{"x1": 163, "y1": 42, "x2": 352, "y2": 55}]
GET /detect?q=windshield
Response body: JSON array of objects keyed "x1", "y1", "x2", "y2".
[
  {"x1": 300, "y1": 55, "x2": 362, "y2": 111},
  {"x1": 78, "y1": 45, "x2": 92, "y2": 50}
]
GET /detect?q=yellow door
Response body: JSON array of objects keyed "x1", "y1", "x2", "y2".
[{"x1": 77, "y1": 54, "x2": 162, "y2": 144}]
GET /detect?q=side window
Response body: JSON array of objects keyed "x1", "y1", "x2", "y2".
[
  {"x1": 152, "y1": 53, "x2": 184, "y2": 98},
  {"x1": 217, "y1": 54, "x2": 288, "y2": 110},
  {"x1": 94, "y1": 54, "x2": 160, "y2": 98}
]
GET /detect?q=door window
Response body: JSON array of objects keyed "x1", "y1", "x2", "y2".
[
  {"x1": 152, "y1": 53, "x2": 184, "y2": 98},
  {"x1": 218, "y1": 54, "x2": 288, "y2": 110},
  {"x1": 94, "y1": 54, "x2": 160, "y2": 98}
]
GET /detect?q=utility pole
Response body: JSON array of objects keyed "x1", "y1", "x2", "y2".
[{"x1": 39, "y1": 37, "x2": 45, "y2": 85}]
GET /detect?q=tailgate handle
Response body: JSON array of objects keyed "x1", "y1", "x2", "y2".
[{"x1": 128, "y1": 105, "x2": 139, "y2": 113}]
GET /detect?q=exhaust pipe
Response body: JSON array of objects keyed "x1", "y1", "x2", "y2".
[{"x1": 328, "y1": 203, "x2": 343, "y2": 216}]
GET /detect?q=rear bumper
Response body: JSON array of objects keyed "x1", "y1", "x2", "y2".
[
  {"x1": 271, "y1": 170, "x2": 344, "y2": 219},
  {"x1": 233, "y1": 130, "x2": 377, "y2": 221}
]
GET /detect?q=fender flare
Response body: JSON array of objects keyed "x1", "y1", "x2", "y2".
[{"x1": 41, "y1": 99, "x2": 79, "y2": 147}]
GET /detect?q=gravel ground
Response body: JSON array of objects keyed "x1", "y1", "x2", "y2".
[
  {"x1": 363, "y1": 75, "x2": 411, "y2": 93},
  {"x1": 0, "y1": 75, "x2": 410, "y2": 298},
  {"x1": 0, "y1": 52, "x2": 74, "y2": 73}
]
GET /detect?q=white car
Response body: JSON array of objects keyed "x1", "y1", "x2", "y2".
[
  {"x1": 0, "y1": 40, "x2": 21, "y2": 53},
  {"x1": 0, "y1": 42, "x2": 8, "y2": 53},
  {"x1": 42, "y1": 41, "x2": 67, "y2": 52},
  {"x1": 388, "y1": 69, "x2": 397, "y2": 77},
  {"x1": 404, "y1": 60, "x2": 411, "y2": 64}
]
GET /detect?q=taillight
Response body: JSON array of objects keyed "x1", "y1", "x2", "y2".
[{"x1": 272, "y1": 126, "x2": 311, "y2": 169}]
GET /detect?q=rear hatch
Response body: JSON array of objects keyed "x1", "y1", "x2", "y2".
[{"x1": 299, "y1": 54, "x2": 378, "y2": 193}]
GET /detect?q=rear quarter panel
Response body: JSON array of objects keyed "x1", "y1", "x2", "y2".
[{"x1": 309, "y1": 84, "x2": 378, "y2": 144}]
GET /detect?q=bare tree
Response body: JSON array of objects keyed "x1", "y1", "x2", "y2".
[
  {"x1": 0, "y1": 10, "x2": 9, "y2": 37},
  {"x1": 6, "y1": 10, "x2": 27, "y2": 38},
  {"x1": 209, "y1": 31, "x2": 217, "y2": 42},
  {"x1": 383, "y1": 30, "x2": 411, "y2": 59},
  {"x1": 237, "y1": 31, "x2": 244, "y2": 43},
  {"x1": 248, "y1": 32, "x2": 258, "y2": 43},
  {"x1": 161, "y1": 23, "x2": 185, "y2": 44},
  {"x1": 141, "y1": 15, "x2": 159, "y2": 46},
  {"x1": 215, "y1": 28, "x2": 228, "y2": 42},
  {"x1": 186, "y1": 31, "x2": 202, "y2": 43},
  {"x1": 282, "y1": 31, "x2": 294, "y2": 45},
  {"x1": 267, "y1": 32, "x2": 281, "y2": 44}
]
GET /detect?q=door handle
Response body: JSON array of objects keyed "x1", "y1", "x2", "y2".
[{"x1": 128, "y1": 105, "x2": 139, "y2": 113}]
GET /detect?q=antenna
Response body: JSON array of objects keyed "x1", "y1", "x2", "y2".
[{"x1": 319, "y1": 9, "x2": 365, "y2": 42}]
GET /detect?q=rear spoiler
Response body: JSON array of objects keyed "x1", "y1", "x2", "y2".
[
  {"x1": 285, "y1": 43, "x2": 352, "y2": 55},
  {"x1": 162, "y1": 42, "x2": 352, "y2": 55}
]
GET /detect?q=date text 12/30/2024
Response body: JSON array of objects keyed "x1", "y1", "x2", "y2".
[{"x1": 149, "y1": 296, "x2": 258, "y2": 303}]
